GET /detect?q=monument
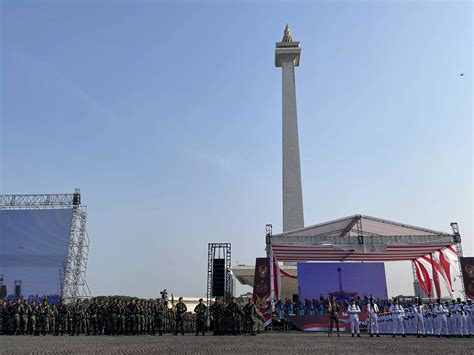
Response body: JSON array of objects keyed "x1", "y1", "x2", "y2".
[{"x1": 275, "y1": 25, "x2": 304, "y2": 232}]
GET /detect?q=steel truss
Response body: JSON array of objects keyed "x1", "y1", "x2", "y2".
[
  {"x1": 206, "y1": 243, "x2": 232, "y2": 308},
  {"x1": 0, "y1": 189, "x2": 90, "y2": 301}
]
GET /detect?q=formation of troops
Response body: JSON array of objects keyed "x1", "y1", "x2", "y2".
[
  {"x1": 350, "y1": 297, "x2": 473, "y2": 338},
  {"x1": 0, "y1": 296, "x2": 263, "y2": 337},
  {"x1": 2, "y1": 294, "x2": 473, "y2": 339}
]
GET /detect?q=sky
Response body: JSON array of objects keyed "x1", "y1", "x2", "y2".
[{"x1": 0, "y1": 0, "x2": 472, "y2": 298}]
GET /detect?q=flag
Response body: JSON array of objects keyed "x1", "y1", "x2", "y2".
[
  {"x1": 272, "y1": 252, "x2": 282, "y2": 301},
  {"x1": 429, "y1": 253, "x2": 441, "y2": 300},
  {"x1": 438, "y1": 249, "x2": 453, "y2": 292},
  {"x1": 413, "y1": 259, "x2": 431, "y2": 297}
]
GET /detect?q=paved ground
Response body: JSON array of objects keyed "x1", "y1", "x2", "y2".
[{"x1": 1, "y1": 332, "x2": 473, "y2": 354}]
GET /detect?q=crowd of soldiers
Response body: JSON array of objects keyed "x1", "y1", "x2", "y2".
[{"x1": 0, "y1": 296, "x2": 263, "y2": 337}]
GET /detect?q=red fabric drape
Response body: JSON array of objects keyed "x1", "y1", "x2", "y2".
[{"x1": 413, "y1": 259, "x2": 431, "y2": 297}]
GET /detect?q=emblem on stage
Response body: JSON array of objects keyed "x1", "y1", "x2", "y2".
[{"x1": 258, "y1": 264, "x2": 268, "y2": 278}]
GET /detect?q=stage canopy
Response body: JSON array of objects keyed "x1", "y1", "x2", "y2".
[{"x1": 270, "y1": 214, "x2": 456, "y2": 262}]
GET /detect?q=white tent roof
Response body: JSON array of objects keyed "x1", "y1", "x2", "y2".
[{"x1": 270, "y1": 214, "x2": 455, "y2": 262}]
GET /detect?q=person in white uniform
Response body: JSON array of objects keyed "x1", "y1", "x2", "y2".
[
  {"x1": 389, "y1": 299, "x2": 406, "y2": 337},
  {"x1": 413, "y1": 298, "x2": 426, "y2": 338},
  {"x1": 449, "y1": 299, "x2": 460, "y2": 337},
  {"x1": 367, "y1": 298, "x2": 380, "y2": 337},
  {"x1": 347, "y1": 299, "x2": 361, "y2": 337},
  {"x1": 460, "y1": 300, "x2": 469, "y2": 338},
  {"x1": 433, "y1": 300, "x2": 449, "y2": 338}
]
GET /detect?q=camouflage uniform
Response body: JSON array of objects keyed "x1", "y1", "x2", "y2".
[
  {"x1": 242, "y1": 300, "x2": 262, "y2": 335},
  {"x1": 210, "y1": 299, "x2": 225, "y2": 335},
  {"x1": 128, "y1": 300, "x2": 138, "y2": 335},
  {"x1": 118, "y1": 301, "x2": 126, "y2": 335},
  {"x1": 0, "y1": 302, "x2": 5, "y2": 335},
  {"x1": 194, "y1": 301, "x2": 207, "y2": 335},
  {"x1": 174, "y1": 300, "x2": 187, "y2": 335},
  {"x1": 153, "y1": 300, "x2": 165, "y2": 335},
  {"x1": 11, "y1": 300, "x2": 22, "y2": 335},
  {"x1": 71, "y1": 301, "x2": 82, "y2": 335},
  {"x1": 226, "y1": 299, "x2": 242, "y2": 335},
  {"x1": 39, "y1": 300, "x2": 50, "y2": 336},
  {"x1": 50, "y1": 305, "x2": 58, "y2": 335},
  {"x1": 57, "y1": 301, "x2": 69, "y2": 335},
  {"x1": 20, "y1": 301, "x2": 30, "y2": 335}
]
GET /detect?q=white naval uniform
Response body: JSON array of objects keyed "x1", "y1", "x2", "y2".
[
  {"x1": 460, "y1": 304, "x2": 469, "y2": 336},
  {"x1": 413, "y1": 304, "x2": 425, "y2": 335},
  {"x1": 449, "y1": 303, "x2": 460, "y2": 336},
  {"x1": 389, "y1": 304, "x2": 405, "y2": 335},
  {"x1": 367, "y1": 303, "x2": 379, "y2": 334},
  {"x1": 434, "y1": 304, "x2": 449, "y2": 336},
  {"x1": 347, "y1": 304, "x2": 361, "y2": 335},
  {"x1": 467, "y1": 303, "x2": 474, "y2": 336}
]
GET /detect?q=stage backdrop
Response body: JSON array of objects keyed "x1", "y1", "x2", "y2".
[
  {"x1": 0, "y1": 209, "x2": 73, "y2": 298},
  {"x1": 297, "y1": 262, "x2": 388, "y2": 300}
]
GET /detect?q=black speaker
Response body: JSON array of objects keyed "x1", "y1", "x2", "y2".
[
  {"x1": 212, "y1": 259, "x2": 225, "y2": 297},
  {"x1": 292, "y1": 294, "x2": 299, "y2": 303},
  {"x1": 73, "y1": 192, "x2": 81, "y2": 206}
]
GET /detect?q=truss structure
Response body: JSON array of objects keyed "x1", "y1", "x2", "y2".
[
  {"x1": 270, "y1": 214, "x2": 465, "y2": 298},
  {"x1": 0, "y1": 189, "x2": 90, "y2": 300},
  {"x1": 206, "y1": 243, "x2": 232, "y2": 307}
]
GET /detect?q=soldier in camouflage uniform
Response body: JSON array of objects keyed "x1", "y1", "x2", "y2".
[
  {"x1": 117, "y1": 300, "x2": 126, "y2": 335},
  {"x1": 194, "y1": 298, "x2": 207, "y2": 336},
  {"x1": 88, "y1": 299, "x2": 98, "y2": 335},
  {"x1": 174, "y1": 297, "x2": 187, "y2": 336},
  {"x1": 50, "y1": 305, "x2": 58, "y2": 335},
  {"x1": 242, "y1": 298, "x2": 263, "y2": 336},
  {"x1": 57, "y1": 299, "x2": 68, "y2": 336},
  {"x1": 30, "y1": 301, "x2": 39, "y2": 335},
  {"x1": 82, "y1": 302, "x2": 90, "y2": 335},
  {"x1": 21, "y1": 299, "x2": 30, "y2": 335},
  {"x1": 71, "y1": 299, "x2": 82, "y2": 336},
  {"x1": 128, "y1": 299, "x2": 138, "y2": 335},
  {"x1": 38, "y1": 299, "x2": 50, "y2": 336},
  {"x1": 210, "y1": 298, "x2": 225, "y2": 335},
  {"x1": 0, "y1": 300, "x2": 5, "y2": 335},
  {"x1": 226, "y1": 297, "x2": 242, "y2": 335},
  {"x1": 152, "y1": 298, "x2": 165, "y2": 336},
  {"x1": 11, "y1": 299, "x2": 22, "y2": 335}
]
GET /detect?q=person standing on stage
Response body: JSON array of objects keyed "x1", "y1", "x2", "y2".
[
  {"x1": 389, "y1": 298, "x2": 405, "y2": 338},
  {"x1": 367, "y1": 298, "x2": 380, "y2": 337},
  {"x1": 327, "y1": 297, "x2": 340, "y2": 337},
  {"x1": 347, "y1": 299, "x2": 361, "y2": 337}
]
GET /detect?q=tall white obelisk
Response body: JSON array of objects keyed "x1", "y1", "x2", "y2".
[{"x1": 275, "y1": 25, "x2": 304, "y2": 232}]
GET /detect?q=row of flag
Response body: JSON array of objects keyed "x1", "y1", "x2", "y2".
[{"x1": 412, "y1": 246, "x2": 459, "y2": 299}]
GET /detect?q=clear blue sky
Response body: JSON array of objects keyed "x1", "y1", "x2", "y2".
[{"x1": 1, "y1": 1, "x2": 472, "y2": 298}]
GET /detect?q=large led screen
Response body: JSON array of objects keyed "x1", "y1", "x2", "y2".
[
  {"x1": 0, "y1": 209, "x2": 73, "y2": 298},
  {"x1": 297, "y1": 262, "x2": 388, "y2": 300}
]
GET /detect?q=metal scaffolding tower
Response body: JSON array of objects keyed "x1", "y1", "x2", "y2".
[
  {"x1": 206, "y1": 243, "x2": 232, "y2": 307},
  {"x1": 0, "y1": 189, "x2": 90, "y2": 300}
]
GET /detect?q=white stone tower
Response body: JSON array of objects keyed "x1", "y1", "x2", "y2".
[{"x1": 275, "y1": 25, "x2": 304, "y2": 232}]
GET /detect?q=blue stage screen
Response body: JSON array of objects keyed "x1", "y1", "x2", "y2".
[
  {"x1": 0, "y1": 209, "x2": 73, "y2": 298},
  {"x1": 297, "y1": 262, "x2": 388, "y2": 300}
]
